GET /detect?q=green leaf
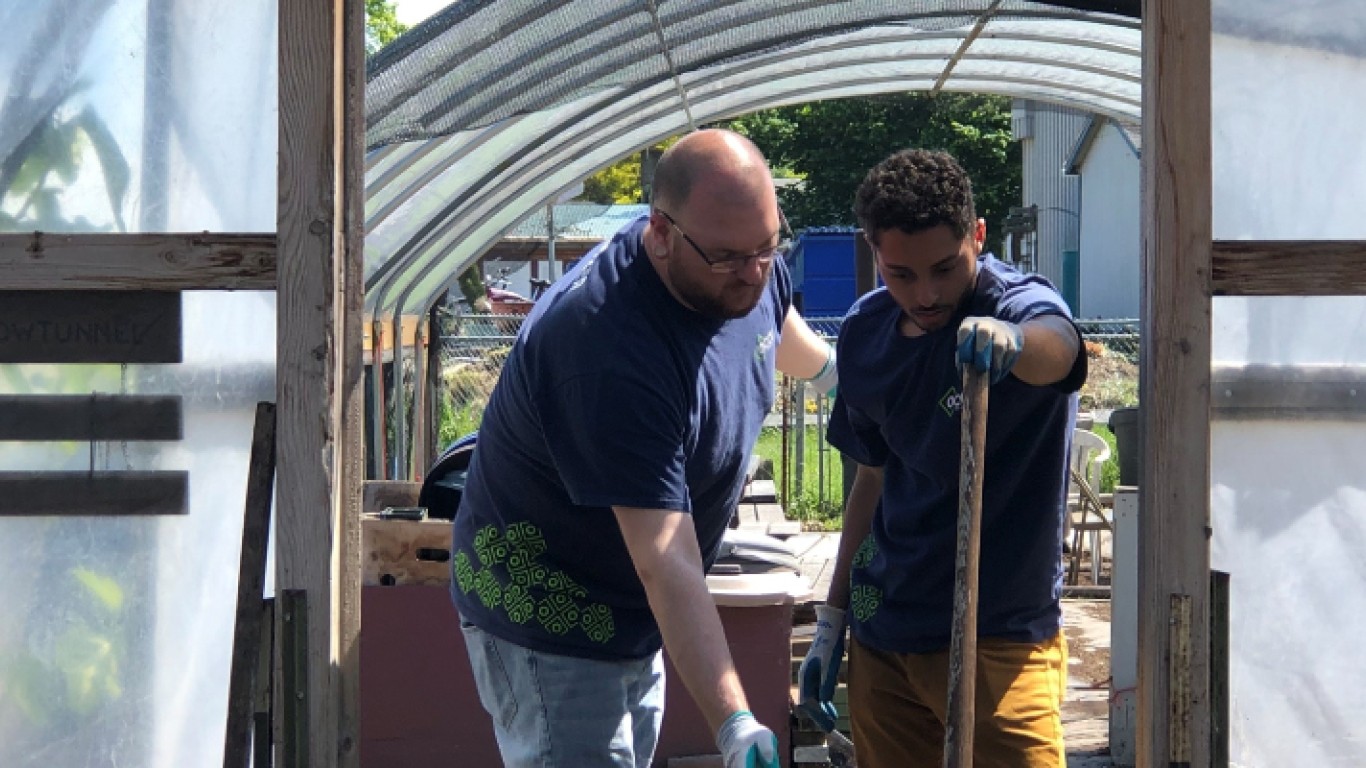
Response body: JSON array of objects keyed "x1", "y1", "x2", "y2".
[
  {"x1": 1, "y1": 650, "x2": 59, "y2": 726},
  {"x1": 74, "y1": 107, "x2": 130, "y2": 231},
  {"x1": 73, "y1": 567, "x2": 125, "y2": 612},
  {"x1": 53, "y1": 623, "x2": 120, "y2": 715}
]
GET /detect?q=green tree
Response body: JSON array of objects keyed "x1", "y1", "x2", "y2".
[
  {"x1": 581, "y1": 152, "x2": 642, "y2": 204},
  {"x1": 728, "y1": 93, "x2": 1020, "y2": 254},
  {"x1": 365, "y1": 0, "x2": 409, "y2": 54},
  {"x1": 580, "y1": 137, "x2": 680, "y2": 205}
]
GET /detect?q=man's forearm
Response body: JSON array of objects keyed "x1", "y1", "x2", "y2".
[
  {"x1": 825, "y1": 463, "x2": 883, "y2": 609},
  {"x1": 614, "y1": 505, "x2": 750, "y2": 734},
  {"x1": 1012, "y1": 315, "x2": 1081, "y2": 386},
  {"x1": 776, "y1": 310, "x2": 833, "y2": 380},
  {"x1": 639, "y1": 547, "x2": 748, "y2": 733}
]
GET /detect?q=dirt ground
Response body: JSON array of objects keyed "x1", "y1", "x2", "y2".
[{"x1": 1062, "y1": 599, "x2": 1114, "y2": 766}]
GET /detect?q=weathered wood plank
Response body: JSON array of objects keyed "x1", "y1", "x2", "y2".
[
  {"x1": 224, "y1": 403, "x2": 277, "y2": 768},
  {"x1": 337, "y1": 0, "x2": 368, "y2": 762},
  {"x1": 1140, "y1": 1, "x2": 1212, "y2": 766},
  {"x1": 0, "y1": 395, "x2": 182, "y2": 441},
  {"x1": 361, "y1": 516, "x2": 452, "y2": 587},
  {"x1": 1169, "y1": 594, "x2": 1193, "y2": 766},
  {"x1": 0, "y1": 471, "x2": 188, "y2": 516},
  {"x1": 0, "y1": 290, "x2": 181, "y2": 363},
  {"x1": 0, "y1": 232, "x2": 275, "y2": 290},
  {"x1": 1212, "y1": 240, "x2": 1366, "y2": 296},
  {"x1": 277, "y1": 0, "x2": 359, "y2": 764}
]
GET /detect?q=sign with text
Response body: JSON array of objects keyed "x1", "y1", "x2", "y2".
[{"x1": 0, "y1": 291, "x2": 182, "y2": 363}]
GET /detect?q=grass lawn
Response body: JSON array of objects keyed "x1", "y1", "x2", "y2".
[
  {"x1": 753, "y1": 426, "x2": 844, "y2": 530},
  {"x1": 1090, "y1": 423, "x2": 1121, "y2": 493}
]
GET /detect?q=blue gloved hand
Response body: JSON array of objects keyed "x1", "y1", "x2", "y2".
[
  {"x1": 796, "y1": 604, "x2": 846, "y2": 732},
  {"x1": 956, "y1": 316, "x2": 1024, "y2": 384},
  {"x1": 716, "y1": 710, "x2": 780, "y2": 768}
]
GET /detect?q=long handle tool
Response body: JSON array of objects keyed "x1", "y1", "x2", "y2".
[{"x1": 943, "y1": 367, "x2": 990, "y2": 768}]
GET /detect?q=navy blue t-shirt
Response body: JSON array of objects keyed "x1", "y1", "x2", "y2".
[
  {"x1": 827, "y1": 254, "x2": 1086, "y2": 654},
  {"x1": 450, "y1": 217, "x2": 792, "y2": 660}
]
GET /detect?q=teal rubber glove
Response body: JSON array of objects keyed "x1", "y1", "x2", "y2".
[
  {"x1": 796, "y1": 604, "x2": 846, "y2": 732},
  {"x1": 956, "y1": 316, "x2": 1024, "y2": 384},
  {"x1": 716, "y1": 710, "x2": 780, "y2": 768},
  {"x1": 807, "y1": 345, "x2": 838, "y2": 399}
]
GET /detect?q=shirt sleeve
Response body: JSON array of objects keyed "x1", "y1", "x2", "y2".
[
  {"x1": 993, "y1": 272, "x2": 1088, "y2": 393},
  {"x1": 537, "y1": 367, "x2": 693, "y2": 512},
  {"x1": 825, "y1": 391, "x2": 889, "y2": 469},
  {"x1": 773, "y1": 249, "x2": 794, "y2": 327}
]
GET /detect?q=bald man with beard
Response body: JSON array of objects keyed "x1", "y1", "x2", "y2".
[{"x1": 450, "y1": 130, "x2": 838, "y2": 768}]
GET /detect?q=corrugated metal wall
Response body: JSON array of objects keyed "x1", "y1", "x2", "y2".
[{"x1": 1012, "y1": 99, "x2": 1089, "y2": 286}]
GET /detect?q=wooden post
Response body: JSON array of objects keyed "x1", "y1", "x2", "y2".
[
  {"x1": 1140, "y1": 1, "x2": 1212, "y2": 766},
  {"x1": 337, "y1": 0, "x2": 367, "y2": 761},
  {"x1": 224, "y1": 403, "x2": 277, "y2": 768},
  {"x1": 944, "y1": 367, "x2": 989, "y2": 768},
  {"x1": 424, "y1": 295, "x2": 444, "y2": 467},
  {"x1": 411, "y1": 320, "x2": 428, "y2": 479},
  {"x1": 277, "y1": 0, "x2": 364, "y2": 764}
]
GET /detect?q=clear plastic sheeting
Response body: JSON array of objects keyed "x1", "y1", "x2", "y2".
[
  {"x1": 1211, "y1": 417, "x2": 1366, "y2": 767},
  {"x1": 363, "y1": 4, "x2": 1141, "y2": 315},
  {"x1": 1212, "y1": 0, "x2": 1366, "y2": 240},
  {"x1": 1211, "y1": 298, "x2": 1366, "y2": 767},
  {"x1": 366, "y1": 0, "x2": 1139, "y2": 148},
  {"x1": 1211, "y1": 3, "x2": 1366, "y2": 764},
  {"x1": 0, "y1": 292, "x2": 276, "y2": 767},
  {"x1": 0, "y1": 0, "x2": 277, "y2": 234}
]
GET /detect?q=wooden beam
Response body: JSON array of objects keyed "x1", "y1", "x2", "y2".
[
  {"x1": 1211, "y1": 240, "x2": 1366, "y2": 296},
  {"x1": 1140, "y1": 1, "x2": 1212, "y2": 766},
  {"x1": 0, "y1": 395, "x2": 182, "y2": 441},
  {"x1": 336, "y1": 0, "x2": 367, "y2": 762},
  {"x1": 0, "y1": 471, "x2": 188, "y2": 516},
  {"x1": 0, "y1": 232, "x2": 276, "y2": 290},
  {"x1": 276, "y1": 0, "x2": 361, "y2": 764}
]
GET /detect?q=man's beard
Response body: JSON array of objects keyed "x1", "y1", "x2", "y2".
[{"x1": 667, "y1": 259, "x2": 768, "y2": 320}]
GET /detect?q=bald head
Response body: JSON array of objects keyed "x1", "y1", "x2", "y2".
[{"x1": 652, "y1": 129, "x2": 775, "y2": 212}]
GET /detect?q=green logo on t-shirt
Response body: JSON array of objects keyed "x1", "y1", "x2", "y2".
[
  {"x1": 938, "y1": 386, "x2": 963, "y2": 418},
  {"x1": 754, "y1": 329, "x2": 775, "y2": 361},
  {"x1": 455, "y1": 521, "x2": 616, "y2": 643}
]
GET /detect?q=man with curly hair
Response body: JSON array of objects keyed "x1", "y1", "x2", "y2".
[{"x1": 798, "y1": 149, "x2": 1086, "y2": 767}]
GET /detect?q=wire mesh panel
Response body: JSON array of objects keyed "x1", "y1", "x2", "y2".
[
  {"x1": 434, "y1": 313, "x2": 1138, "y2": 527},
  {"x1": 1075, "y1": 318, "x2": 1139, "y2": 411},
  {"x1": 435, "y1": 312, "x2": 521, "y2": 448}
]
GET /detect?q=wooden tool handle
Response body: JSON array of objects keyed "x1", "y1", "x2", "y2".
[{"x1": 944, "y1": 367, "x2": 989, "y2": 768}]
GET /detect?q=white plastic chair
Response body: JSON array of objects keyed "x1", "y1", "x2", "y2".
[{"x1": 1067, "y1": 428, "x2": 1112, "y2": 585}]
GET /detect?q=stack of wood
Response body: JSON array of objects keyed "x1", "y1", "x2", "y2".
[{"x1": 732, "y1": 456, "x2": 802, "y2": 539}]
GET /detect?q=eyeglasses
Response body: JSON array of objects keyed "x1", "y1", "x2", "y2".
[{"x1": 655, "y1": 209, "x2": 793, "y2": 274}]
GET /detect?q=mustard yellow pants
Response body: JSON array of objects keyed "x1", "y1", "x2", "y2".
[{"x1": 847, "y1": 632, "x2": 1067, "y2": 768}]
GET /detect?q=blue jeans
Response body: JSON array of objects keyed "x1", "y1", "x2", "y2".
[{"x1": 460, "y1": 620, "x2": 666, "y2": 768}]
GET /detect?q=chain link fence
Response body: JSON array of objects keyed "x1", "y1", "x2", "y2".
[{"x1": 435, "y1": 313, "x2": 1140, "y2": 528}]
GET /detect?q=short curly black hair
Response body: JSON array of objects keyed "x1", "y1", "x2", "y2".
[{"x1": 853, "y1": 149, "x2": 976, "y2": 243}]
